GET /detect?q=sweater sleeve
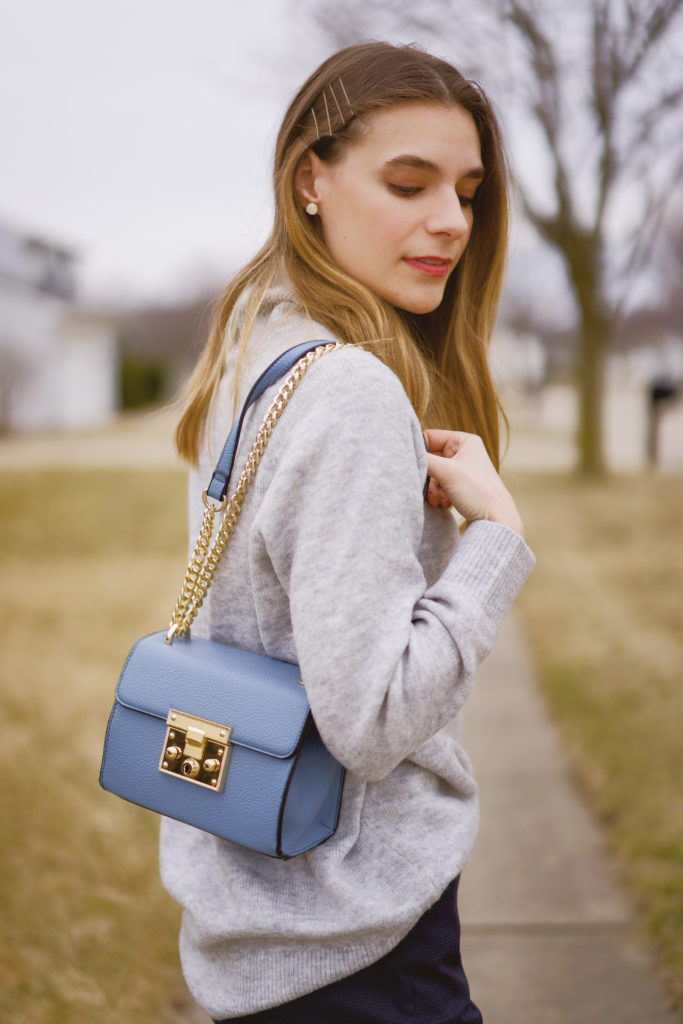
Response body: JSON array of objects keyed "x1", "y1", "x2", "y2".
[{"x1": 255, "y1": 349, "x2": 535, "y2": 781}]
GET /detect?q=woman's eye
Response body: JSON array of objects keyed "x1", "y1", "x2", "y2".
[
  {"x1": 388, "y1": 183, "x2": 422, "y2": 197},
  {"x1": 458, "y1": 194, "x2": 474, "y2": 208}
]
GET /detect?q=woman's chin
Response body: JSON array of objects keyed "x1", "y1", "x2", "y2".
[
  {"x1": 387, "y1": 279, "x2": 449, "y2": 316},
  {"x1": 394, "y1": 296, "x2": 445, "y2": 316}
]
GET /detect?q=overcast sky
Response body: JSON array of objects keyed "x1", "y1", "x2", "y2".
[{"x1": 0, "y1": 0, "x2": 334, "y2": 307}]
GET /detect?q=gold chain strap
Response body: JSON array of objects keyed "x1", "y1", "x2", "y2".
[{"x1": 166, "y1": 342, "x2": 346, "y2": 643}]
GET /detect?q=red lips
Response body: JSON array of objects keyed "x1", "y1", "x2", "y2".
[{"x1": 403, "y1": 257, "x2": 452, "y2": 277}]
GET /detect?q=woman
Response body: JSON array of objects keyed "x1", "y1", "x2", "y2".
[{"x1": 164, "y1": 41, "x2": 534, "y2": 1023}]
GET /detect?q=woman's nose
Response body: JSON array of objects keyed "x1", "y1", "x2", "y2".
[{"x1": 426, "y1": 193, "x2": 470, "y2": 238}]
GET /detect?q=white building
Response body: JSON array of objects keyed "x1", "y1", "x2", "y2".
[{"x1": 0, "y1": 222, "x2": 117, "y2": 432}]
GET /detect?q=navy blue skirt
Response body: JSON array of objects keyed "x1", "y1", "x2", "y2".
[{"x1": 214, "y1": 876, "x2": 482, "y2": 1024}]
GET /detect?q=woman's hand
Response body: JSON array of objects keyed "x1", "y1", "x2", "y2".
[{"x1": 424, "y1": 429, "x2": 525, "y2": 538}]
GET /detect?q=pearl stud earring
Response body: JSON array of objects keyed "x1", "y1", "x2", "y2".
[{"x1": 305, "y1": 202, "x2": 319, "y2": 216}]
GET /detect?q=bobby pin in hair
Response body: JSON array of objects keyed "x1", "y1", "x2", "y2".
[
  {"x1": 338, "y1": 77, "x2": 353, "y2": 118},
  {"x1": 322, "y1": 88, "x2": 332, "y2": 136},
  {"x1": 328, "y1": 81, "x2": 344, "y2": 121},
  {"x1": 310, "y1": 105, "x2": 320, "y2": 141}
]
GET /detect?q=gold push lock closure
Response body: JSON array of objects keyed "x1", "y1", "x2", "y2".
[{"x1": 158, "y1": 709, "x2": 233, "y2": 792}]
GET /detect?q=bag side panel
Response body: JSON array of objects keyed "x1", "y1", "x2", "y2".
[{"x1": 279, "y1": 720, "x2": 345, "y2": 857}]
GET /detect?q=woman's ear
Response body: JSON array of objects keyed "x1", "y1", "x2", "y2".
[{"x1": 294, "y1": 151, "x2": 323, "y2": 208}]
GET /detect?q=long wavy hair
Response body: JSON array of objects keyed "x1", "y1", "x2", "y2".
[{"x1": 176, "y1": 41, "x2": 509, "y2": 468}]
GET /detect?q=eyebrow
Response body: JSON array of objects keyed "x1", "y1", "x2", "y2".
[{"x1": 382, "y1": 154, "x2": 485, "y2": 180}]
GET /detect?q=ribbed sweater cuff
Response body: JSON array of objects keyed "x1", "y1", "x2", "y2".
[{"x1": 441, "y1": 519, "x2": 535, "y2": 629}]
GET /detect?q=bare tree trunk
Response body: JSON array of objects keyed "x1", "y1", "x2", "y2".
[
  {"x1": 576, "y1": 310, "x2": 609, "y2": 476},
  {"x1": 558, "y1": 231, "x2": 610, "y2": 476}
]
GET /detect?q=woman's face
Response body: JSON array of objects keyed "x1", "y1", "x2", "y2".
[{"x1": 297, "y1": 101, "x2": 484, "y2": 315}]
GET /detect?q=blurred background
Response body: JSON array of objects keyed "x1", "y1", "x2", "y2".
[{"x1": 1, "y1": 2, "x2": 681, "y2": 1022}]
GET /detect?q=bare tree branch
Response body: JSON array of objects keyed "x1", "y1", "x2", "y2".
[
  {"x1": 504, "y1": 2, "x2": 577, "y2": 228},
  {"x1": 592, "y1": 1, "x2": 619, "y2": 228},
  {"x1": 621, "y1": 83, "x2": 683, "y2": 167},
  {"x1": 625, "y1": 0, "x2": 683, "y2": 79},
  {"x1": 614, "y1": 151, "x2": 683, "y2": 318}
]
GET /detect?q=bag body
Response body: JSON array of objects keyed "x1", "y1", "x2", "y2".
[
  {"x1": 99, "y1": 342, "x2": 346, "y2": 857},
  {"x1": 100, "y1": 631, "x2": 344, "y2": 858}
]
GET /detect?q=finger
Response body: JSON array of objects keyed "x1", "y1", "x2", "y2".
[
  {"x1": 427, "y1": 432, "x2": 474, "y2": 461},
  {"x1": 426, "y1": 482, "x2": 443, "y2": 507},
  {"x1": 426, "y1": 477, "x2": 450, "y2": 505},
  {"x1": 424, "y1": 429, "x2": 468, "y2": 455},
  {"x1": 427, "y1": 451, "x2": 462, "y2": 477},
  {"x1": 427, "y1": 489, "x2": 452, "y2": 511},
  {"x1": 426, "y1": 477, "x2": 442, "y2": 501}
]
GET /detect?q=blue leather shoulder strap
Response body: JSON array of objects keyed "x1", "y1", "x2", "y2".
[{"x1": 206, "y1": 341, "x2": 335, "y2": 502}]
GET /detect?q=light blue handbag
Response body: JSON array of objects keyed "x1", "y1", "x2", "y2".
[{"x1": 100, "y1": 342, "x2": 345, "y2": 858}]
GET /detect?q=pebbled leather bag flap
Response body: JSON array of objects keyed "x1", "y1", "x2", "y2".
[{"x1": 115, "y1": 631, "x2": 309, "y2": 759}]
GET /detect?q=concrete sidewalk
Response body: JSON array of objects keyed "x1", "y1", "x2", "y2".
[{"x1": 455, "y1": 611, "x2": 680, "y2": 1024}]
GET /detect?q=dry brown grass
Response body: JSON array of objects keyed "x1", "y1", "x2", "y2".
[
  {"x1": 0, "y1": 468, "x2": 190, "y2": 1024},
  {"x1": 509, "y1": 471, "x2": 683, "y2": 1007}
]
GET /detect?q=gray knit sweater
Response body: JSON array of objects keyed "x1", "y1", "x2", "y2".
[{"x1": 159, "y1": 289, "x2": 535, "y2": 1019}]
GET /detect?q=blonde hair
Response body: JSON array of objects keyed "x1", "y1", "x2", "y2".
[{"x1": 176, "y1": 42, "x2": 509, "y2": 468}]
